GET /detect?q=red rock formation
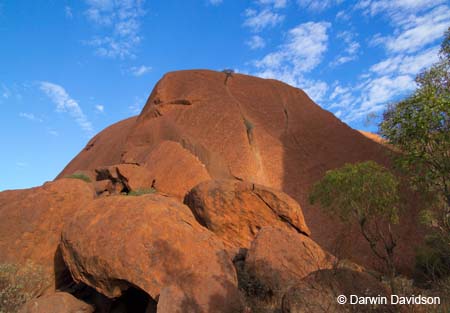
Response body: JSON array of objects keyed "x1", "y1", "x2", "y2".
[
  {"x1": 282, "y1": 268, "x2": 395, "y2": 313},
  {"x1": 0, "y1": 179, "x2": 94, "y2": 292},
  {"x1": 57, "y1": 70, "x2": 421, "y2": 272},
  {"x1": 184, "y1": 179, "x2": 310, "y2": 250},
  {"x1": 244, "y1": 227, "x2": 335, "y2": 292},
  {"x1": 60, "y1": 194, "x2": 243, "y2": 313},
  {"x1": 19, "y1": 292, "x2": 94, "y2": 313}
]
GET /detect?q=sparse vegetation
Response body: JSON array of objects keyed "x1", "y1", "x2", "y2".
[
  {"x1": 380, "y1": 28, "x2": 450, "y2": 287},
  {"x1": 127, "y1": 188, "x2": 156, "y2": 196},
  {"x1": 65, "y1": 172, "x2": 92, "y2": 183},
  {"x1": 0, "y1": 262, "x2": 50, "y2": 313},
  {"x1": 310, "y1": 161, "x2": 401, "y2": 283}
]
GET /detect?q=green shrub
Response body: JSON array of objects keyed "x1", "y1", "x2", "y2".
[
  {"x1": 65, "y1": 173, "x2": 91, "y2": 183},
  {"x1": 243, "y1": 118, "x2": 254, "y2": 132},
  {"x1": 415, "y1": 233, "x2": 450, "y2": 285},
  {"x1": 0, "y1": 262, "x2": 49, "y2": 313},
  {"x1": 127, "y1": 188, "x2": 156, "y2": 196}
]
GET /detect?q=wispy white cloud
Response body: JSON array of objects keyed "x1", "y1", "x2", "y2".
[
  {"x1": 246, "y1": 35, "x2": 266, "y2": 49},
  {"x1": 16, "y1": 162, "x2": 28, "y2": 168},
  {"x1": 346, "y1": 75, "x2": 416, "y2": 121},
  {"x1": 254, "y1": 21, "x2": 330, "y2": 75},
  {"x1": 331, "y1": 31, "x2": 360, "y2": 66},
  {"x1": 95, "y1": 104, "x2": 105, "y2": 112},
  {"x1": 319, "y1": 1, "x2": 450, "y2": 123},
  {"x1": 48, "y1": 129, "x2": 59, "y2": 136},
  {"x1": 65, "y1": 6, "x2": 73, "y2": 18},
  {"x1": 356, "y1": 0, "x2": 446, "y2": 18},
  {"x1": 335, "y1": 10, "x2": 350, "y2": 20},
  {"x1": 208, "y1": 0, "x2": 223, "y2": 5},
  {"x1": 298, "y1": 0, "x2": 343, "y2": 11},
  {"x1": 84, "y1": 0, "x2": 145, "y2": 59},
  {"x1": 243, "y1": 8, "x2": 284, "y2": 32},
  {"x1": 39, "y1": 82, "x2": 94, "y2": 136},
  {"x1": 370, "y1": 46, "x2": 440, "y2": 75},
  {"x1": 372, "y1": 5, "x2": 450, "y2": 53},
  {"x1": 130, "y1": 65, "x2": 152, "y2": 76},
  {"x1": 251, "y1": 21, "x2": 331, "y2": 102},
  {"x1": 19, "y1": 112, "x2": 43, "y2": 122},
  {"x1": 1, "y1": 84, "x2": 10, "y2": 99},
  {"x1": 257, "y1": 0, "x2": 288, "y2": 8},
  {"x1": 129, "y1": 96, "x2": 144, "y2": 114}
]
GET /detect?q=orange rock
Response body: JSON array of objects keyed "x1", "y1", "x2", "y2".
[
  {"x1": 19, "y1": 292, "x2": 94, "y2": 313},
  {"x1": 282, "y1": 269, "x2": 395, "y2": 313},
  {"x1": 60, "y1": 194, "x2": 243, "y2": 313},
  {"x1": 244, "y1": 227, "x2": 335, "y2": 293},
  {"x1": 56, "y1": 69, "x2": 422, "y2": 273},
  {"x1": 0, "y1": 179, "x2": 94, "y2": 292},
  {"x1": 184, "y1": 180, "x2": 310, "y2": 250}
]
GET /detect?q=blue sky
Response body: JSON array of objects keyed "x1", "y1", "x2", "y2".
[{"x1": 1, "y1": 0, "x2": 449, "y2": 190}]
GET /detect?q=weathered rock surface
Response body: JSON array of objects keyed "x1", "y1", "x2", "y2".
[
  {"x1": 19, "y1": 292, "x2": 94, "y2": 313},
  {"x1": 60, "y1": 194, "x2": 243, "y2": 313},
  {"x1": 244, "y1": 227, "x2": 335, "y2": 297},
  {"x1": 184, "y1": 180, "x2": 310, "y2": 250},
  {"x1": 94, "y1": 163, "x2": 154, "y2": 195},
  {"x1": 0, "y1": 179, "x2": 94, "y2": 291},
  {"x1": 282, "y1": 269, "x2": 395, "y2": 313},
  {"x1": 56, "y1": 69, "x2": 421, "y2": 271}
]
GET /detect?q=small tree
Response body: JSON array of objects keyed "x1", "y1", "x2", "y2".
[
  {"x1": 380, "y1": 28, "x2": 450, "y2": 283},
  {"x1": 309, "y1": 161, "x2": 400, "y2": 280},
  {"x1": 380, "y1": 28, "x2": 450, "y2": 235}
]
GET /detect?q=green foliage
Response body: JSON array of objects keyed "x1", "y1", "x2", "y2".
[
  {"x1": 243, "y1": 118, "x2": 254, "y2": 132},
  {"x1": 0, "y1": 262, "x2": 49, "y2": 313},
  {"x1": 380, "y1": 28, "x2": 450, "y2": 285},
  {"x1": 309, "y1": 161, "x2": 400, "y2": 224},
  {"x1": 309, "y1": 161, "x2": 400, "y2": 278},
  {"x1": 65, "y1": 173, "x2": 92, "y2": 183},
  {"x1": 127, "y1": 188, "x2": 156, "y2": 196},
  {"x1": 379, "y1": 27, "x2": 450, "y2": 218},
  {"x1": 416, "y1": 232, "x2": 450, "y2": 283}
]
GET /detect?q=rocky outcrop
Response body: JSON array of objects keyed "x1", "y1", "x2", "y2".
[
  {"x1": 282, "y1": 268, "x2": 395, "y2": 313},
  {"x1": 60, "y1": 194, "x2": 244, "y2": 313},
  {"x1": 0, "y1": 179, "x2": 94, "y2": 292},
  {"x1": 236, "y1": 227, "x2": 335, "y2": 311},
  {"x1": 245, "y1": 226, "x2": 335, "y2": 286},
  {"x1": 94, "y1": 163, "x2": 154, "y2": 195},
  {"x1": 184, "y1": 180, "x2": 310, "y2": 250},
  {"x1": 56, "y1": 70, "x2": 421, "y2": 272},
  {"x1": 19, "y1": 292, "x2": 94, "y2": 313}
]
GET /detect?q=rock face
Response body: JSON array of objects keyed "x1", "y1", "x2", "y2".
[
  {"x1": 60, "y1": 194, "x2": 243, "y2": 313},
  {"x1": 0, "y1": 179, "x2": 94, "y2": 291},
  {"x1": 94, "y1": 163, "x2": 154, "y2": 195},
  {"x1": 184, "y1": 179, "x2": 310, "y2": 250},
  {"x1": 19, "y1": 292, "x2": 94, "y2": 313},
  {"x1": 56, "y1": 69, "x2": 421, "y2": 271},
  {"x1": 244, "y1": 227, "x2": 335, "y2": 294},
  {"x1": 282, "y1": 269, "x2": 395, "y2": 313}
]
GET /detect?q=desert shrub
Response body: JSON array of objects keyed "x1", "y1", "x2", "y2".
[
  {"x1": 127, "y1": 188, "x2": 156, "y2": 196},
  {"x1": 415, "y1": 233, "x2": 450, "y2": 285},
  {"x1": 65, "y1": 173, "x2": 91, "y2": 183},
  {"x1": 243, "y1": 118, "x2": 254, "y2": 132},
  {"x1": 0, "y1": 262, "x2": 49, "y2": 313}
]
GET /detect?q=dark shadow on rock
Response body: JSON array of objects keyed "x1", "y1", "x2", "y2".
[{"x1": 54, "y1": 245, "x2": 156, "y2": 313}]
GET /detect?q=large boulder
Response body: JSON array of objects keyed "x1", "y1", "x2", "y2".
[
  {"x1": 238, "y1": 227, "x2": 334, "y2": 309},
  {"x1": 184, "y1": 180, "x2": 310, "y2": 250},
  {"x1": 19, "y1": 292, "x2": 94, "y2": 313},
  {"x1": 60, "y1": 194, "x2": 244, "y2": 313},
  {"x1": 282, "y1": 268, "x2": 395, "y2": 313},
  {"x1": 0, "y1": 179, "x2": 94, "y2": 292}
]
